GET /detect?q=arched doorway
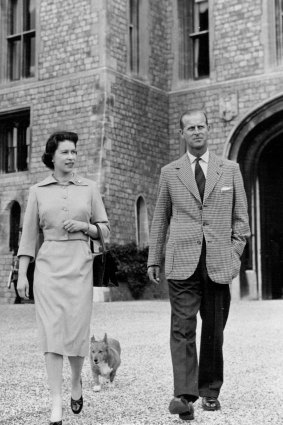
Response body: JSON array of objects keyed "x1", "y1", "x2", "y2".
[
  {"x1": 9, "y1": 201, "x2": 21, "y2": 254},
  {"x1": 257, "y1": 136, "x2": 283, "y2": 299},
  {"x1": 225, "y1": 94, "x2": 283, "y2": 299}
]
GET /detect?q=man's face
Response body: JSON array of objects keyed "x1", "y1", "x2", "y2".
[{"x1": 180, "y1": 112, "x2": 209, "y2": 156}]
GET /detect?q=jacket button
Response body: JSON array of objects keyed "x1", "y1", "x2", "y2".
[{"x1": 197, "y1": 241, "x2": 201, "y2": 245}]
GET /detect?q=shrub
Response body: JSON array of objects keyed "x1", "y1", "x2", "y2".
[{"x1": 109, "y1": 242, "x2": 149, "y2": 299}]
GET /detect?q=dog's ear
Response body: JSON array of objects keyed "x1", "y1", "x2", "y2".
[
  {"x1": 91, "y1": 335, "x2": 96, "y2": 343},
  {"x1": 103, "y1": 333, "x2": 108, "y2": 344}
]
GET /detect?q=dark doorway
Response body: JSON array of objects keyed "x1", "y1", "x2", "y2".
[
  {"x1": 10, "y1": 201, "x2": 21, "y2": 253},
  {"x1": 258, "y1": 135, "x2": 283, "y2": 299}
]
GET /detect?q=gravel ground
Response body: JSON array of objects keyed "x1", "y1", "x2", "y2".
[{"x1": 0, "y1": 299, "x2": 282, "y2": 425}]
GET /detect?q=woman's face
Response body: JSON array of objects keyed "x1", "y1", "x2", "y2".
[{"x1": 53, "y1": 140, "x2": 77, "y2": 174}]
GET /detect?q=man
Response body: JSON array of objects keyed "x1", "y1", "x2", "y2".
[{"x1": 147, "y1": 110, "x2": 250, "y2": 421}]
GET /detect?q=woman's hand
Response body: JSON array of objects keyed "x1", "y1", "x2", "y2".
[
  {"x1": 63, "y1": 219, "x2": 87, "y2": 233},
  {"x1": 17, "y1": 275, "x2": 29, "y2": 299}
]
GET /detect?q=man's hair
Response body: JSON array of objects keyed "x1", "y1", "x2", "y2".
[{"x1": 179, "y1": 110, "x2": 208, "y2": 130}]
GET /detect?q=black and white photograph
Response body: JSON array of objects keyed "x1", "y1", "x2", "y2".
[{"x1": 0, "y1": 1, "x2": 282, "y2": 424}]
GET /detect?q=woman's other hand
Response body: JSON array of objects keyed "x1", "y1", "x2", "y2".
[
  {"x1": 17, "y1": 275, "x2": 29, "y2": 299},
  {"x1": 63, "y1": 219, "x2": 87, "y2": 233}
]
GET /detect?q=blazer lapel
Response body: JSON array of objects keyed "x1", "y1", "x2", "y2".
[
  {"x1": 204, "y1": 152, "x2": 223, "y2": 202},
  {"x1": 176, "y1": 154, "x2": 201, "y2": 202}
]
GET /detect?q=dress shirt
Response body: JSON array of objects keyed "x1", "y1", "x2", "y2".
[{"x1": 187, "y1": 150, "x2": 209, "y2": 178}]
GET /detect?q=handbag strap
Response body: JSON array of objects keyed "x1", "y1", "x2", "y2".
[{"x1": 94, "y1": 223, "x2": 107, "y2": 253}]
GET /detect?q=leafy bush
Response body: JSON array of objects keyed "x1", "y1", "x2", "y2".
[{"x1": 109, "y1": 242, "x2": 149, "y2": 299}]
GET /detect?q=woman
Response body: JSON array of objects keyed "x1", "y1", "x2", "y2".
[{"x1": 17, "y1": 131, "x2": 109, "y2": 425}]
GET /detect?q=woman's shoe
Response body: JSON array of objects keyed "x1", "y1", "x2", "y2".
[
  {"x1": 71, "y1": 378, "x2": 83, "y2": 414},
  {"x1": 49, "y1": 421, "x2": 62, "y2": 425}
]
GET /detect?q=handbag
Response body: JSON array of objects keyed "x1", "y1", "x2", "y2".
[{"x1": 91, "y1": 223, "x2": 119, "y2": 287}]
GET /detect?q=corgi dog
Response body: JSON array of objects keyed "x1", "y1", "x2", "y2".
[{"x1": 90, "y1": 333, "x2": 121, "y2": 392}]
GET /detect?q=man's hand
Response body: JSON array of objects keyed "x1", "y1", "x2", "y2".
[{"x1": 147, "y1": 266, "x2": 160, "y2": 285}]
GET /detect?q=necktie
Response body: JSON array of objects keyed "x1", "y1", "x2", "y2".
[{"x1": 195, "y1": 157, "x2": 206, "y2": 201}]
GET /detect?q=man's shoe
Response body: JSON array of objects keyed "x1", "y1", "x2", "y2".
[
  {"x1": 169, "y1": 397, "x2": 194, "y2": 420},
  {"x1": 202, "y1": 396, "x2": 221, "y2": 411}
]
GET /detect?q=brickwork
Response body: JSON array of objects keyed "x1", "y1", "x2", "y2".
[
  {"x1": 104, "y1": 72, "x2": 169, "y2": 244},
  {"x1": 0, "y1": 70, "x2": 112, "y2": 301},
  {"x1": 148, "y1": 0, "x2": 172, "y2": 90},
  {"x1": 1, "y1": 0, "x2": 283, "y2": 302},
  {"x1": 39, "y1": 0, "x2": 102, "y2": 79},
  {"x1": 106, "y1": 0, "x2": 171, "y2": 90},
  {"x1": 105, "y1": 0, "x2": 128, "y2": 73},
  {"x1": 0, "y1": 255, "x2": 15, "y2": 304},
  {"x1": 169, "y1": 73, "x2": 283, "y2": 161},
  {"x1": 213, "y1": 0, "x2": 264, "y2": 82}
]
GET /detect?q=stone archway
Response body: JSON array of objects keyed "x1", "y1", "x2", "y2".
[{"x1": 224, "y1": 94, "x2": 283, "y2": 300}]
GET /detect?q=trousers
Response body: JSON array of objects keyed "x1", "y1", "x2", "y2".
[{"x1": 168, "y1": 242, "x2": 231, "y2": 401}]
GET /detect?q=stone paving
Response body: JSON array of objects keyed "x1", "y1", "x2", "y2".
[{"x1": 0, "y1": 299, "x2": 282, "y2": 424}]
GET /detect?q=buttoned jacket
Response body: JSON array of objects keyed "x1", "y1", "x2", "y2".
[
  {"x1": 18, "y1": 174, "x2": 109, "y2": 260},
  {"x1": 148, "y1": 152, "x2": 250, "y2": 284}
]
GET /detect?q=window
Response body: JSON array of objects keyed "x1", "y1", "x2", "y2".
[
  {"x1": 136, "y1": 196, "x2": 149, "y2": 247},
  {"x1": 4, "y1": 0, "x2": 36, "y2": 81},
  {"x1": 129, "y1": 0, "x2": 140, "y2": 73},
  {"x1": 178, "y1": 0, "x2": 209, "y2": 80},
  {"x1": 0, "y1": 109, "x2": 30, "y2": 173},
  {"x1": 275, "y1": 0, "x2": 283, "y2": 64},
  {"x1": 128, "y1": 0, "x2": 149, "y2": 77}
]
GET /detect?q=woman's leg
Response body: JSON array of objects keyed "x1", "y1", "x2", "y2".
[
  {"x1": 68, "y1": 356, "x2": 84, "y2": 400},
  {"x1": 45, "y1": 353, "x2": 63, "y2": 422}
]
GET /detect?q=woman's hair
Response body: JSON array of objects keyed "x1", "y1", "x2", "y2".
[{"x1": 42, "y1": 131, "x2": 78, "y2": 169}]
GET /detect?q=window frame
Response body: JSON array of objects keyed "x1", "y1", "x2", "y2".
[
  {"x1": 129, "y1": 0, "x2": 140, "y2": 74},
  {"x1": 178, "y1": 0, "x2": 210, "y2": 81},
  {"x1": 128, "y1": 0, "x2": 149, "y2": 79},
  {"x1": 275, "y1": 0, "x2": 283, "y2": 65},
  {"x1": 0, "y1": 0, "x2": 36, "y2": 84},
  {"x1": 0, "y1": 108, "x2": 31, "y2": 174}
]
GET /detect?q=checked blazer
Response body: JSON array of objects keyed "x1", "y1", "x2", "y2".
[{"x1": 148, "y1": 152, "x2": 250, "y2": 284}]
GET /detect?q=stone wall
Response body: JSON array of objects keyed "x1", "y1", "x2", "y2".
[
  {"x1": 169, "y1": 73, "x2": 283, "y2": 162},
  {"x1": 104, "y1": 72, "x2": 169, "y2": 244},
  {"x1": 0, "y1": 254, "x2": 15, "y2": 304},
  {"x1": 39, "y1": 0, "x2": 104, "y2": 79},
  {"x1": 1, "y1": 0, "x2": 283, "y2": 302},
  {"x1": 213, "y1": 0, "x2": 264, "y2": 82},
  {"x1": 0, "y1": 0, "x2": 171, "y2": 303}
]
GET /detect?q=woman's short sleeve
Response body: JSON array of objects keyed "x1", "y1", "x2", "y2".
[{"x1": 17, "y1": 186, "x2": 39, "y2": 260}]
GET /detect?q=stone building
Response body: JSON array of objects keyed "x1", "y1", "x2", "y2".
[{"x1": 0, "y1": 0, "x2": 283, "y2": 303}]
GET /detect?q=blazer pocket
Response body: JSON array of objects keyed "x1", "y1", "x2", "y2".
[{"x1": 221, "y1": 186, "x2": 232, "y2": 193}]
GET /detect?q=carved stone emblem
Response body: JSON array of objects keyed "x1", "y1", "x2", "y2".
[{"x1": 219, "y1": 93, "x2": 238, "y2": 122}]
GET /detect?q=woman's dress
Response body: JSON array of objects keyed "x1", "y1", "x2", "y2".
[{"x1": 18, "y1": 174, "x2": 109, "y2": 356}]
